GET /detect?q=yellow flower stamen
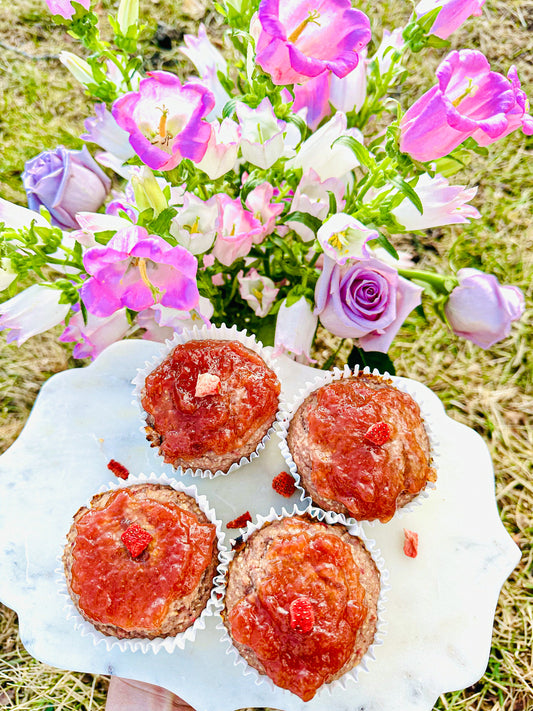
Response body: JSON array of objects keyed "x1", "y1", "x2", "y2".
[
  {"x1": 452, "y1": 79, "x2": 479, "y2": 108},
  {"x1": 137, "y1": 257, "x2": 151, "y2": 288},
  {"x1": 328, "y1": 231, "x2": 345, "y2": 250},
  {"x1": 288, "y1": 9, "x2": 321, "y2": 43}
]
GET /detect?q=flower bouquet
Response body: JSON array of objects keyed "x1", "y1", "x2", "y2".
[{"x1": 0, "y1": 0, "x2": 530, "y2": 369}]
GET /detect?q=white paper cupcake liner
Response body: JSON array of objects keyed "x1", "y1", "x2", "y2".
[
  {"x1": 132, "y1": 324, "x2": 285, "y2": 479},
  {"x1": 56, "y1": 472, "x2": 227, "y2": 654},
  {"x1": 277, "y1": 364, "x2": 440, "y2": 526},
  {"x1": 217, "y1": 503, "x2": 389, "y2": 700}
]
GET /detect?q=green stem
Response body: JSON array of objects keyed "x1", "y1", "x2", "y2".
[{"x1": 398, "y1": 268, "x2": 456, "y2": 293}]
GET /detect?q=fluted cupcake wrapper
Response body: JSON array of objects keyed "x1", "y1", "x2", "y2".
[
  {"x1": 277, "y1": 364, "x2": 440, "y2": 527},
  {"x1": 56, "y1": 472, "x2": 227, "y2": 654},
  {"x1": 217, "y1": 503, "x2": 389, "y2": 700},
  {"x1": 132, "y1": 323, "x2": 285, "y2": 479}
]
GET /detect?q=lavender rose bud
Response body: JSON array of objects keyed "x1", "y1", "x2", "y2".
[
  {"x1": 315, "y1": 255, "x2": 423, "y2": 352},
  {"x1": 22, "y1": 146, "x2": 111, "y2": 230},
  {"x1": 444, "y1": 268, "x2": 524, "y2": 348}
]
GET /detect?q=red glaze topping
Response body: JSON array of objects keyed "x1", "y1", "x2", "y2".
[
  {"x1": 272, "y1": 471, "x2": 296, "y2": 498},
  {"x1": 228, "y1": 518, "x2": 367, "y2": 701},
  {"x1": 70, "y1": 489, "x2": 216, "y2": 632},
  {"x1": 227, "y1": 511, "x2": 252, "y2": 529},
  {"x1": 141, "y1": 340, "x2": 280, "y2": 465},
  {"x1": 306, "y1": 378, "x2": 433, "y2": 522}
]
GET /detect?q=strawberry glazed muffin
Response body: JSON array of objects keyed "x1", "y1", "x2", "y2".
[
  {"x1": 223, "y1": 515, "x2": 381, "y2": 701},
  {"x1": 63, "y1": 483, "x2": 219, "y2": 639},
  {"x1": 286, "y1": 373, "x2": 436, "y2": 522},
  {"x1": 140, "y1": 338, "x2": 281, "y2": 474}
]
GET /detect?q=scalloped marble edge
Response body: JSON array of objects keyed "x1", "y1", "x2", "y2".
[
  {"x1": 131, "y1": 324, "x2": 286, "y2": 480},
  {"x1": 277, "y1": 364, "x2": 440, "y2": 527},
  {"x1": 216, "y1": 503, "x2": 389, "y2": 700},
  {"x1": 55, "y1": 472, "x2": 228, "y2": 655}
]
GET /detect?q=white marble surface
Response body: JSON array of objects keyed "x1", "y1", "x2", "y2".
[{"x1": 0, "y1": 339, "x2": 520, "y2": 711}]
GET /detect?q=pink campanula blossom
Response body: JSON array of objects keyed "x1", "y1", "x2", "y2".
[
  {"x1": 392, "y1": 173, "x2": 480, "y2": 230},
  {"x1": 287, "y1": 112, "x2": 363, "y2": 181},
  {"x1": 82, "y1": 103, "x2": 135, "y2": 163},
  {"x1": 315, "y1": 255, "x2": 423, "y2": 352},
  {"x1": 238, "y1": 269, "x2": 279, "y2": 317},
  {"x1": 196, "y1": 119, "x2": 241, "y2": 179},
  {"x1": 236, "y1": 99, "x2": 287, "y2": 169},
  {"x1": 287, "y1": 168, "x2": 346, "y2": 242},
  {"x1": 254, "y1": 0, "x2": 371, "y2": 86},
  {"x1": 71, "y1": 212, "x2": 134, "y2": 248},
  {"x1": 137, "y1": 296, "x2": 214, "y2": 342},
  {"x1": 245, "y1": 182, "x2": 284, "y2": 239},
  {"x1": 46, "y1": 0, "x2": 89, "y2": 19},
  {"x1": 211, "y1": 195, "x2": 263, "y2": 266},
  {"x1": 400, "y1": 50, "x2": 533, "y2": 162},
  {"x1": 274, "y1": 296, "x2": 317, "y2": 362},
  {"x1": 329, "y1": 47, "x2": 367, "y2": 114},
  {"x1": 415, "y1": 0, "x2": 486, "y2": 40},
  {"x1": 293, "y1": 73, "x2": 332, "y2": 130},
  {"x1": 180, "y1": 24, "x2": 230, "y2": 119},
  {"x1": 444, "y1": 268, "x2": 524, "y2": 349},
  {"x1": 112, "y1": 72, "x2": 215, "y2": 171},
  {"x1": 22, "y1": 146, "x2": 111, "y2": 231},
  {"x1": 80, "y1": 225, "x2": 199, "y2": 317},
  {"x1": 317, "y1": 214, "x2": 377, "y2": 265},
  {"x1": 59, "y1": 306, "x2": 130, "y2": 359},
  {"x1": 0, "y1": 285, "x2": 70, "y2": 345},
  {"x1": 170, "y1": 193, "x2": 219, "y2": 255}
]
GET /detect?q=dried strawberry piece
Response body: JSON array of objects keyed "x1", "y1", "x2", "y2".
[
  {"x1": 364, "y1": 421, "x2": 391, "y2": 446},
  {"x1": 107, "y1": 459, "x2": 129, "y2": 480},
  {"x1": 289, "y1": 597, "x2": 314, "y2": 633},
  {"x1": 227, "y1": 511, "x2": 252, "y2": 529},
  {"x1": 403, "y1": 528, "x2": 419, "y2": 558},
  {"x1": 121, "y1": 523, "x2": 153, "y2": 558},
  {"x1": 272, "y1": 471, "x2": 296, "y2": 498}
]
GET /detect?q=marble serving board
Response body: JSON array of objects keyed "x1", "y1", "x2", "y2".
[{"x1": 0, "y1": 339, "x2": 520, "y2": 711}]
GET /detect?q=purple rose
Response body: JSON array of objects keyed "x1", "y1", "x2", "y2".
[
  {"x1": 22, "y1": 146, "x2": 111, "y2": 230},
  {"x1": 444, "y1": 268, "x2": 524, "y2": 348},
  {"x1": 315, "y1": 255, "x2": 423, "y2": 352}
]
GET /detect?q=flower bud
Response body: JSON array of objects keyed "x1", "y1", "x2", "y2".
[
  {"x1": 131, "y1": 168, "x2": 168, "y2": 217},
  {"x1": 116, "y1": 0, "x2": 139, "y2": 34},
  {"x1": 59, "y1": 51, "x2": 94, "y2": 86}
]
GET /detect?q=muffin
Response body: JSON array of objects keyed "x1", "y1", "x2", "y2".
[
  {"x1": 63, "y1": 483, "x2": 218, "y2": 639},
  {"x1": 223, "y1": 515, "x2": 380, "y2": 701},
  {"x1": 286, "y1": 373, "x2": 436, "y2": 522},
  {"x1": 140, "y1": 338, "x2": 281, "y2": 474}
]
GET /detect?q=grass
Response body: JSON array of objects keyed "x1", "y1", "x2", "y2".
[{"x1": 0, "y1": 0, "x2": 532, "y2": 709}]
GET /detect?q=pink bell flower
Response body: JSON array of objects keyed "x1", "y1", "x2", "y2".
[
  {"x1": 392, "y1": 173, "x2": 480, "y2": 230},
  {"x1": 238, "y1": 269, "x2": 279, "y2": 317},
  {"x1": 415, "y1": 0, "x2": 486, "y2": 40},
  {"x1": 59, "y1": 306, "x2": 131, "y2": 360},
  {"x1": 287, "y1": 168, "x2": 346, "y2": 242},
  {"x1": 196, "y1": 119, "x2": 241, "y2": 179},
  {"x1": 317, "y1": 214, "x2": 377, "y2": 265},
  {"x1": 273, "y1": 296, "x2": 317, "y2": 362},
  {"x1": 80, "y1": 225, "x2": 199, "y2": 317},
  {"x1": 0, "y1": 285, "x2": 70, "y2": 346},
  {"x1": 254, "y1": 0, "x2": 371, "y2": 85},
  {"x1": 292, "y1": 72, "x2": 332, "y2": 130},
  {"x1": 170, "y1": 193, "x2": 219, "y2": 255},
  {"x1": 329, "y1": 47, "x2": 368, "y2": 114},
  {"x1": 82, "y1": 104, "x2": 135, "y2": 162},
  {"x1": 400, "y1": 50, "x2": 533, "y2": 162},
  {"x1": 211, "y1": 195, "x2": 263, "y2": 266},
  {"x1": 245, "y1": 182, "x2": 284, "y2": 239},
  {"x1": 236, "y1": 99, "x2": 286, "y2": 169},
  {"x1": 46, "y1": 0, "x2": 89, "y2": 19},
  {"x1": 315, "y1": 255, "x2": 423, "y2": 352},
  {"x1": 112, "y1": 71, "x2": 215, "y2": 171},
  {"x1": 444, "y1": 268, "x2": 524, "y2": 349}
]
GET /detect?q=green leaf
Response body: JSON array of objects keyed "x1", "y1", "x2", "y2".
[
  {"x1": 389, "y1": 175, "x2": 423, "y2": 214},
  {"x1": 147, "y1": 207, "x2": 178, "y2": 236},
  {"x1": 332, "y1": 135, "x2": 376, "y2": 171},
  {"x1": 282, "y1": 211, "x2": 322, "y2": 236},
  {"x1": 222, "y1": 99, "x2": 238, "y2": 119},
  {"x1": 347, "y1": 347, "x2": 396, "y2": 375},
  {"x1": 374, "y1": 233, "x2": 399, "y2": 260}
]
